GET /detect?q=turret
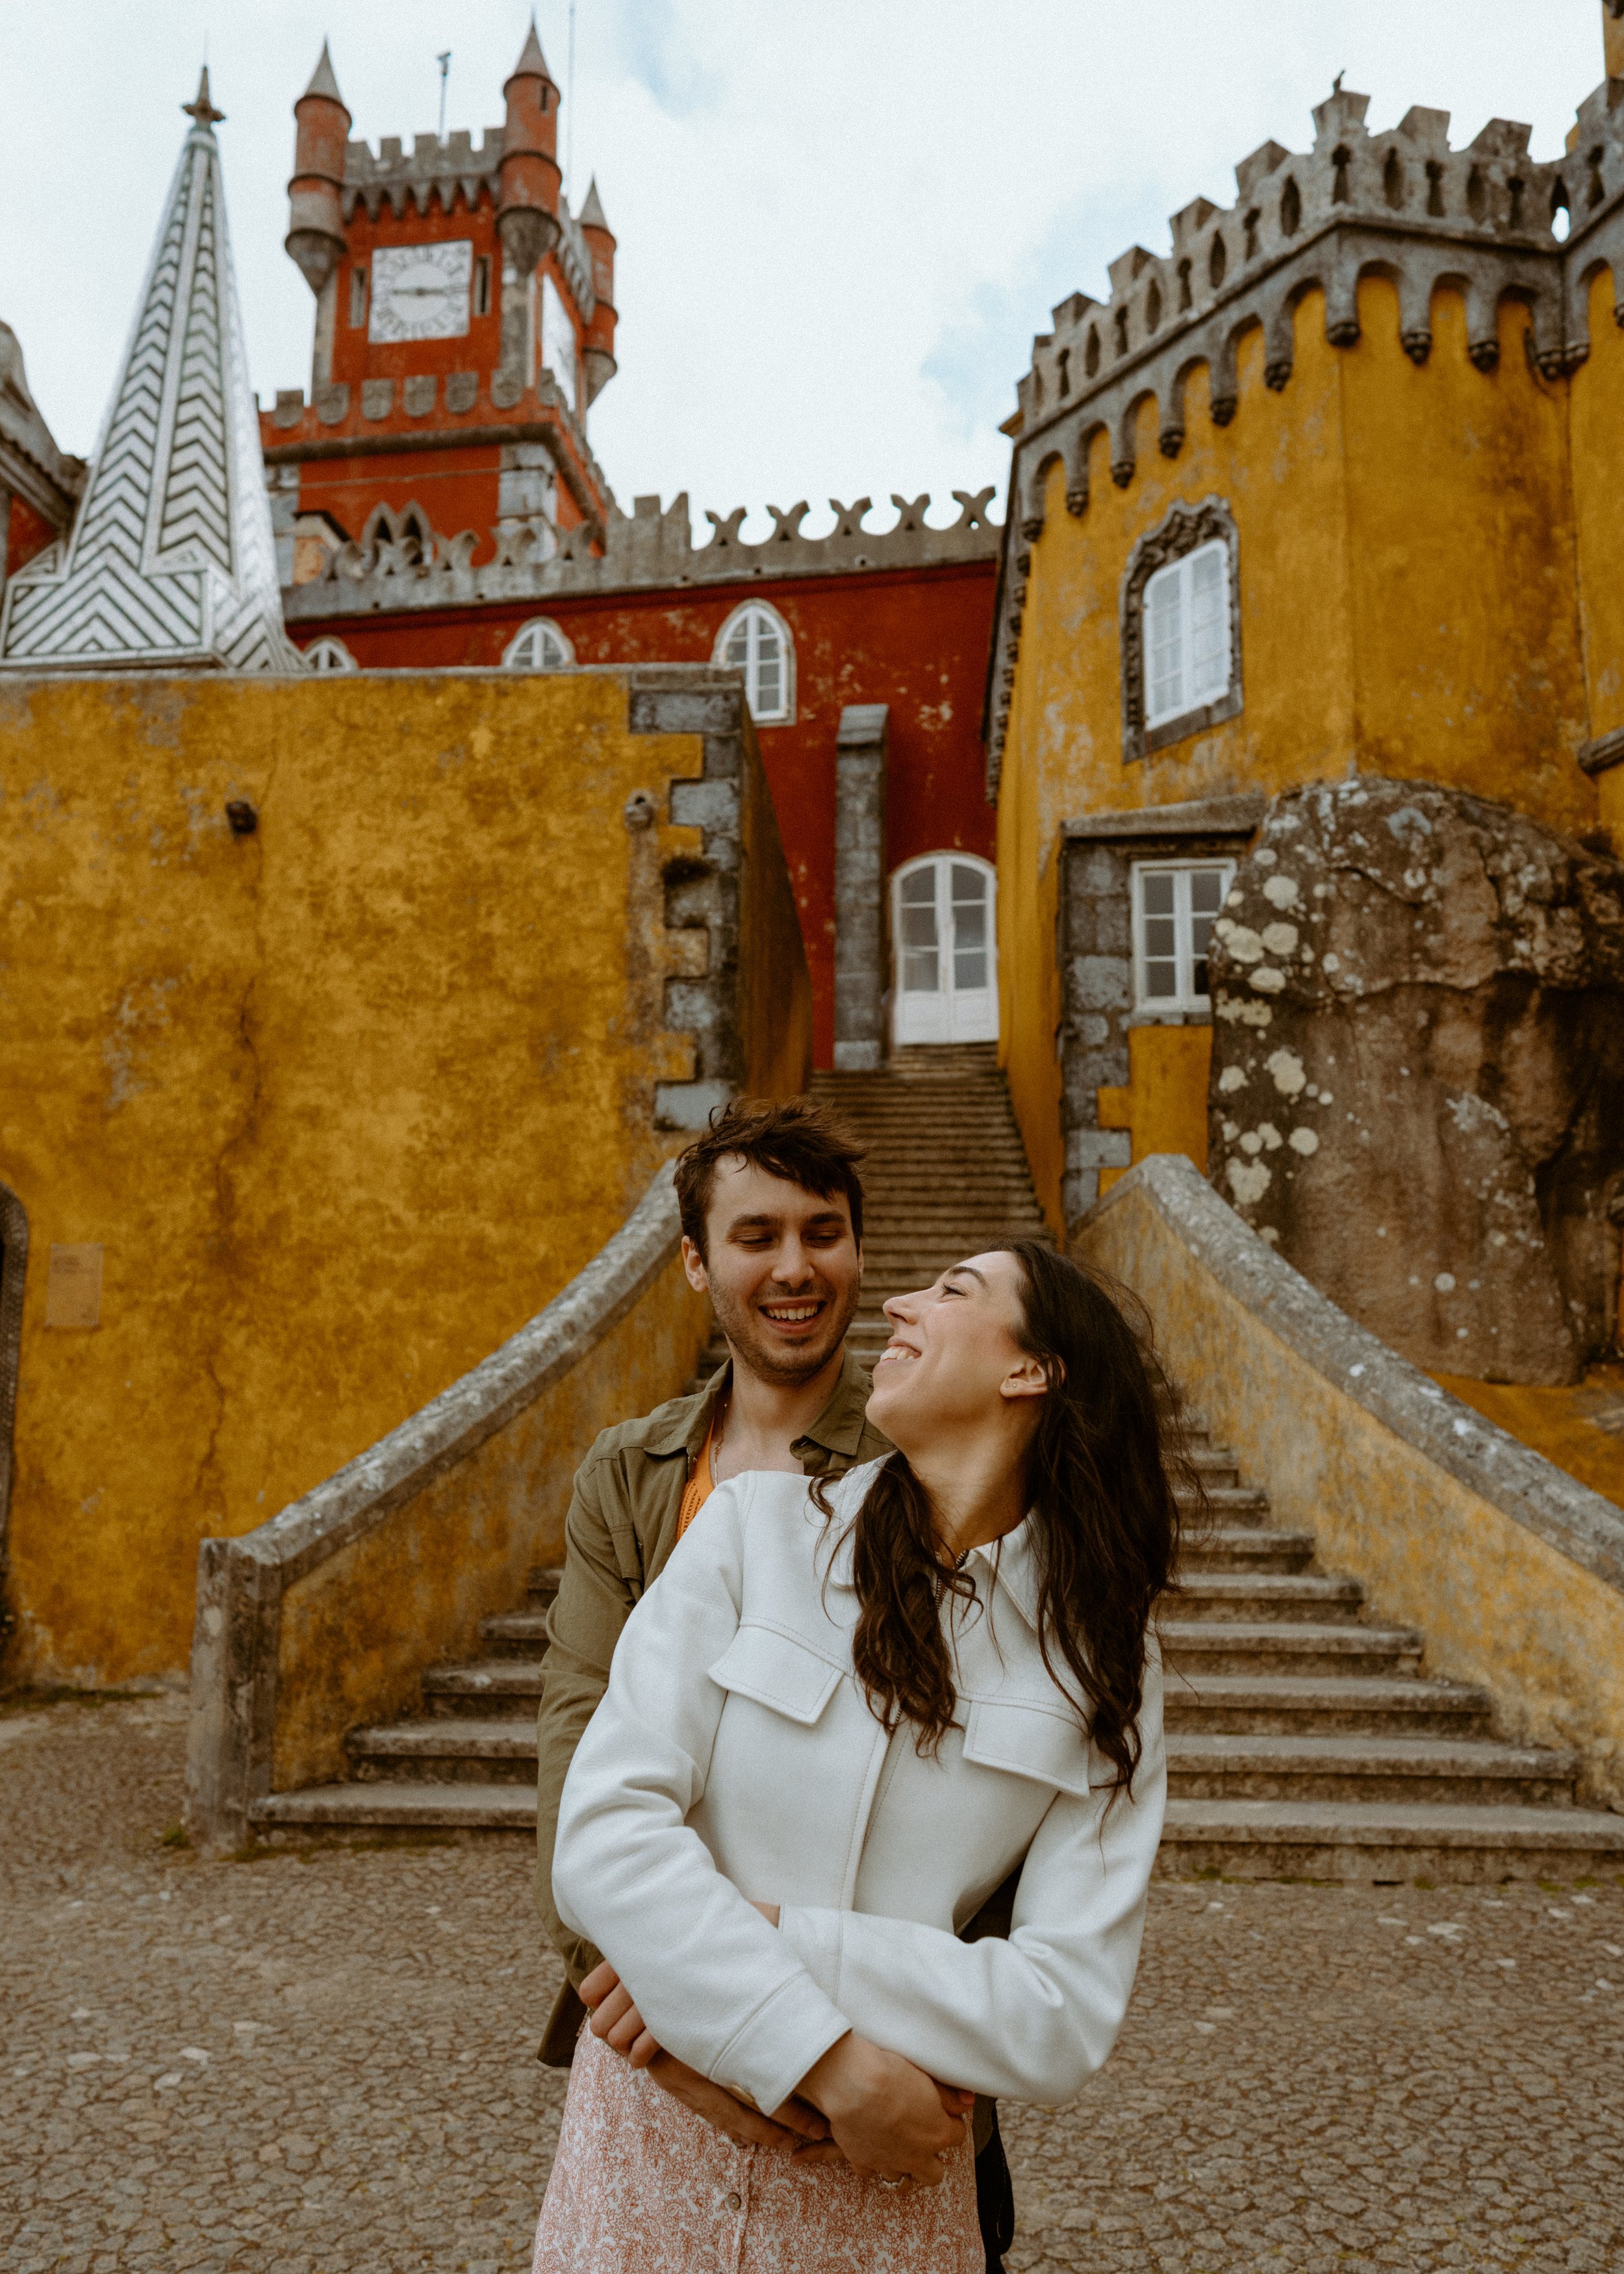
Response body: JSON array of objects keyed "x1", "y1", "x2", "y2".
[
  {"x1": 578, "y1": 177, "x2": 618, "y2": 405},
  {"x1": 286, "y1": 42, "x2": 350, "y2": 297},
  {"x1": 496, "y1": 19, "x2": 562, "y2": 281}
]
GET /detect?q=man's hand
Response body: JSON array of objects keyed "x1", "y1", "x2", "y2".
[
  {"x1": 796, "y1": 2031, "x2": 969, "y2": 2185},
  {"x1": 579, "y1": 1958, "x2": 832, "y2": 2154}
]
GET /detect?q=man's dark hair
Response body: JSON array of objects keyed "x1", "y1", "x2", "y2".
[{"x1": 674, "y1": 1097, "x2": 865, "y2": 1258}]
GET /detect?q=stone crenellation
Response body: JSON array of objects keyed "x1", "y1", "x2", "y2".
[
  {"x1": 986, "y1": 75, "x2": 1624, "y2": 793},
  {"x1": 277, "y1": 485, "x2": 1002, "y2": 621},
  {"x1": 336, "y1": 130, "x2": 597, "y2": 323}
]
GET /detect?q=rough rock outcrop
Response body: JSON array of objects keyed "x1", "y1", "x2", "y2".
[{"x1": 1206, "y1": 778, "x2": 1624, "y2": 1385}]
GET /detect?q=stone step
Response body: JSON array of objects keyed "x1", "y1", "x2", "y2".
[
  {"x1": 1157, "y1": 1797, "x2": 1624, "y2": 1882},
  {"x1": 1180, "y1": 1526, "x2": 1315, "y2": 1572},
  {"x1": 1165, "y1": 1733, "x2": 1579, "y2": 1806},
  {"x1": 348, "y1": 1717, "x2": 539, "y2": 1783},
  {"x1": 1160, "y1": 1621, "x2": 1424, "y2": 1678},
  {"x1": 422, "y1": 1659, "x2": 545, "y2": 1715},
  {"x1": 527, "y1": 1566, "x2": 563, "y2": 1603},
  {"x1": 1182, "y1": 1486, "x2": 1271, "y2": 1518},
  {"x1": 249, "y1": 1782, "x2": 535, "y2": 1833},
  {"x1": 252, "y1": 1786, "x2": 1624, "y2": 1878},
  {"x1": 1174, "y1": 1573, "x2": 1364, "y2": 1624},
  {"x1": 1162, "y1": 1672, "x2": 1495, "y2": 1737},
  {"x1": 482, "y1": 1612, "x2": 552, "y2": 1655}
]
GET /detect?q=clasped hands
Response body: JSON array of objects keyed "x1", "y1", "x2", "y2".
[{"x1": 577, "y1": 1901, "x2": 972, "y2": 2187}]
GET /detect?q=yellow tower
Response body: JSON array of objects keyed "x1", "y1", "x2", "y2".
[{"x1": 992, "y1": 14, "x2": 1624, "y2": 1388}]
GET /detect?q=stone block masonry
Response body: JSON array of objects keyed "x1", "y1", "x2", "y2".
[{"x1": 833, "y1": 704, "x2": 888, "y2": 1071}]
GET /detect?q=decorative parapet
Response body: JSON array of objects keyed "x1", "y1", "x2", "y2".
[
  {"x1": 279, "y1": 485, "x2": 1001, "y2": 623},
  {"x1": 986, "y1": 75, "x2": 1624, "y2": 794},
  {"x1": 262, "y1": 372, "x2": 615, "y2": 551}
]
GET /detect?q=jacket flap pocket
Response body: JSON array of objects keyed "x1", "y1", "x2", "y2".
[
  {"x1": 707, "y1": 1624, "x2": 843, "y2": 1726},
  {"x1": 963, "y1": 1696, "x2": 1095, "y2": 1798}
]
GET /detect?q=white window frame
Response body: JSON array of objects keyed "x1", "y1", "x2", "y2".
[
  {"x1": 303, "y1": 636, "x2": 358, "y2": 673},
  {"x1": 1142, "y1": 538, "x2": 1232, "y2": 732},
  {"x1": 1130, "y1": 857, "x2": 1235, "y2": 1016},
  {"x1": 713, "y1": 601, "x2": 795, "y2": 726},
  {"x1": 502, "y1": 619, "x2": 576, "y2": 670}
]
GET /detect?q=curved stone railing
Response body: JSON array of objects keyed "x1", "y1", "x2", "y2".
[
  {"x1": 184, "y1": 1162, "x2": 705, "y2": 1850},
  {"x1": 1078, "y1": 1154, "x2": 1624, "y2": 1809}
]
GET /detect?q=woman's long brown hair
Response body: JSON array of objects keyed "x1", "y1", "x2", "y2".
[{"x1": 824, "y1": 1240, "x2": 1195, "y2": 1798}]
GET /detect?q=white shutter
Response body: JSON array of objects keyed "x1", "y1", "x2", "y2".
[{"x1": 1143, "y1": 540, "x2": 1230, "y2": 729}]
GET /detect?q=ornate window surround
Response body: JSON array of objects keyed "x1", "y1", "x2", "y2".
[{"x1": 1120, "y1": 494, "x2": 1243, "y2": 763}]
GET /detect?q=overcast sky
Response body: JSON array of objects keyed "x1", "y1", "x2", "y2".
[{"x1": 1, "y1": 1, "x2": 1608, "y2": 540}]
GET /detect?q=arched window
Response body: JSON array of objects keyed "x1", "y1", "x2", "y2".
[
  {"x1": 302, "y1": 637, "x2": 357, "y2": 673},
  {"x1": 713, "y1": 602, "x2": 794, "y2": 724},
  {"x1": 503, "y1": 618, "x2": 576, "y2": 669},
  {"x1": 891, "y1": 852, "x2": 998, "y2": 1047}
]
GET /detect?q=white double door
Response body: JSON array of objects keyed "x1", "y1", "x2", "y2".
[{"x1": 893, "y1": 854, "x2": 998, "y2": 1046}]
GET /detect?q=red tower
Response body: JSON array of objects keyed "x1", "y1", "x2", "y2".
[{"x1": 262, "y1": 23, "x2": 616, "y2": 576}]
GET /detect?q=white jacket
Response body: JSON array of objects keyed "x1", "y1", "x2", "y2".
[{"x1": 552, "y1": 1459, "x2": 1165, "y2": 2120}]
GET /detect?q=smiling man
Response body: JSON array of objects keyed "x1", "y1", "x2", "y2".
[
  {"x1": 534, "y1": 1098, "x2": 889, "y2": 2106},
  {"x1": 535, "y1": 1097, "x2": 1021, "y2": 2271}
]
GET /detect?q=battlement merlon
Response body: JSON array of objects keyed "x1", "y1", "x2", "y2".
[
  {"x1": 276, "y1": 489, "x2": 1002, "y2": 622},
  {"x1": 983, "y1": 70, "x2": 1624, "y2": 798},
  {"x1": 1009, "y1": 81, "x2": 1624, "y2": 472}
]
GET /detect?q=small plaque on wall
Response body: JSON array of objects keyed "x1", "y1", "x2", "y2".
[{"x1": 45, "y1": 1244, "x2": 103, "y2": 1330}]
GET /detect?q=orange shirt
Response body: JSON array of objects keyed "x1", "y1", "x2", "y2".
[{"x1": 676, "y1": 1409, "x2": 720, "y2": 1540}]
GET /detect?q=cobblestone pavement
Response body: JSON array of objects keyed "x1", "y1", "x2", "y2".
[{"x1": 3, "y1": 1694, "x2": 1621, "y2": 2273}]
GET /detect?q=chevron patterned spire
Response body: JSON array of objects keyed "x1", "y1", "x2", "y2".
[{"x1": 0, "y1": 77, "x2": 299, "y2": 673}]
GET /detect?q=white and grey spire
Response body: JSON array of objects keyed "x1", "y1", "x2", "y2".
[{"x1": 0, "y1": 71, "x2": 299, "y2": 673}]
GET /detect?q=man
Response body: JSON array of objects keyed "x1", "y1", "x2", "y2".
[{"x1": 535, "y1": 1096, "x2": 1017, "y2": 2271}]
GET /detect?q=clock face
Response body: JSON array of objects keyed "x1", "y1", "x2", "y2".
[{"x1": 369, "y1": 241, "x2": 473, "y2": 344}]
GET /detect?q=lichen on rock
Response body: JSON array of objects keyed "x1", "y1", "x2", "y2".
[{"x1": 1207, "y1": 776, "x2": 1624, "y2": 1386}]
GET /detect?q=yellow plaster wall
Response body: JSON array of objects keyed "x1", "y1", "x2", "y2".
[
  {"x1": 273, "y1": 1243, "x2": 706, "y2": 1791},
  {"x1": 0, "y1": 671, "x2": 726, "y2": 1688},
  {"x1": 1080, "y1": 1170, "x2": 1624, "y2": 1811},
  {"x1": 1097, "y1": 1025, "x2": 1213, "y2": 1193},
  {"x1": 999, "y1": 279, "x2": 1603, "y2": 1219},
  {"x1": 1341, "y1": 281, "x2": 1590, "y2": 817},
  {"x1": 1571, "y1": 265, "x2": 1624, "y2": 755}
]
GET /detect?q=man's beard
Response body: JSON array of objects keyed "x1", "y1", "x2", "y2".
[{"x1": 709, "y1": 1275, "x2": 859, "y2": 1386}]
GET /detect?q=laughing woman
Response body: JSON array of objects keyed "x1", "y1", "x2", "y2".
[{"x1": 533, "y1": 1240, "x2": 1186, "y2": 2274}]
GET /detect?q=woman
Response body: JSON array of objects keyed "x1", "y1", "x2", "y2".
[{"x1": 534, "y1": 1239, "x2": 1186, "y2": 2272}]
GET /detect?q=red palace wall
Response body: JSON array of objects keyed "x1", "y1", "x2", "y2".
[
  {"x1": 290, "y1": 556, "x2": 997, "y2": 1067},
  {"x1": 6, "y1": 493, "x2": 58, "y2": 580}
]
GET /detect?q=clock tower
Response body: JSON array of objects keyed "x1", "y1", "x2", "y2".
[{"x1": 262, "y1": 21, "x2": 616, "y2": 574}]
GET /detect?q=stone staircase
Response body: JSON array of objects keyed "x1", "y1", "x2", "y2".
[
  {"x1": 251, "y1": 1046, "x2": 1624, "y2": 1881},
  {"x1": 810, "y1": 1041, "x2": 1052, "y2": 1364}
]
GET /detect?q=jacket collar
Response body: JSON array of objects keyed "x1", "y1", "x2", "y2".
[
  {"x1": 639, "y1": 1344, "x2": 878, "y2": 1464},
  {"x1": 820, "y1": 1468, "x2": 1044, "y2": 1637}
]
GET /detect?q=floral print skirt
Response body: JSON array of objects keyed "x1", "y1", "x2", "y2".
[{"x1": 532, "y1": 2025, "x2": 982, "y2": 2274}]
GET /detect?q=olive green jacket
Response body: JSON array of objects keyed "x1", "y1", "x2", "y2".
[{"x1": 534, "y1": 1349, "x2": 891, "y2": 2057}]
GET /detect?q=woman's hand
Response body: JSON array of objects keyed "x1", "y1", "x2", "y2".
[
  {"x1": 796, "y1": 2031, "x2": 968, "y2": 2185},
  {"x1": 578, "y1": 1958, "x2": 832, "y2": 2153}
]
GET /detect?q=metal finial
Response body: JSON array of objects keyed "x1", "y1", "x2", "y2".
[
  {"x1": 183, "y1": 65, "x2": 226, "y2": 126},
  {"x1": 1331, "y1": 68, "x2": 1345, "y2": 96}
]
